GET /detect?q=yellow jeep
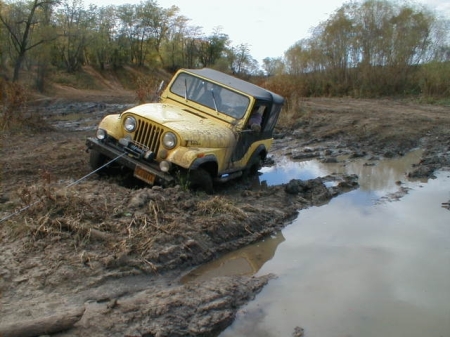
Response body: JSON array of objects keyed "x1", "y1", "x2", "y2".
[{"x1": 86, "y1": 68, "x2": 284, "y2": 193}]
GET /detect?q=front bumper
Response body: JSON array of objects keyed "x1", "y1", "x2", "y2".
[{"x1": 86, "y1": 137, "x2": 175, "y2": 186}]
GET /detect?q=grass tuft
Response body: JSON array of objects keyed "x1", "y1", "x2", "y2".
[{"x1": 196, "y1": 196, "x2": 247, "y2": 220}]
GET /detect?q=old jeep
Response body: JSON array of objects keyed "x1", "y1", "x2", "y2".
[{"x1": 86, "y1": 68, "x2": 284, "y2": 193}]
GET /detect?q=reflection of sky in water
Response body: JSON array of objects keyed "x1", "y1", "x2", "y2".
[
  {"x1": 260, "y1": 159, "x2": 321, "y2": 183},
  {"x1": 260, "y1": 149, "x2": 424, "y2": 202},
  {"x1": 340, "y1": 189, "x2": 378, "y2": 207},
  {"x1": 190, "y1": 150, "x2": 425, "y2": 283},
  {"x1": 221, "y1": 169, "x2": 450, "y2": 337}
]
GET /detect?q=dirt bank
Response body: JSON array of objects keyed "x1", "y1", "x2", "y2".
[{"x1": 1, "y1": 94, "x2": 449, "y2": 337}]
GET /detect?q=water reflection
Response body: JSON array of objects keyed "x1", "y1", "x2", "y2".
[
  {"x1": 219, "y1": 168, "x2": 450, "y2": 337},
  {"x1": 183, "y1": 149, "x2": 450, "y2": 337},
  {"x1": 181, "y1": 232, "x2": 285, "y2": 283},
  {"x1": 261, "y1": 149, "x2": 424, "y2": 193},
  {"x1": 185, "y1": 150, "x2": 426, "y2": 282}
]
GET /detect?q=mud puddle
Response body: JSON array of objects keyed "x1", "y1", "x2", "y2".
[
  {"x1": 182, "y1": 151, "x2": 450, "y2": 337},
  {"x1": 183, "y1": 149, "x2": 425, "y2": 283},
  {"x1": 261, "y1": 148, "x2": 424, "y2": 189},
  {"x1": 180, "y1": 232, "x2": 286, "y2": 284}
]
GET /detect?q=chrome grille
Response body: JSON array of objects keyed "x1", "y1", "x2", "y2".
[{"x1": 133, "y1": 119, "x2": 163, "y2": 153}]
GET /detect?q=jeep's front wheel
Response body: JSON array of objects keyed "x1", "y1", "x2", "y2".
[
  {"x1": 89, "y1": 149, "x2": 108, "y2": 174},
  {"x1": 187, "y1": 168, "x2": 214, "y2": 194}
]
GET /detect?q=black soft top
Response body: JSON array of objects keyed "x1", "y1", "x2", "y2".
[{"x1": 185, "y1": 68, "x2": 284, "y2": 105}]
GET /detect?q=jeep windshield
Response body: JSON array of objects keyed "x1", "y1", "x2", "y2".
[{"x1": 170, "y1": 72, "x2": 250, "y2": 119}]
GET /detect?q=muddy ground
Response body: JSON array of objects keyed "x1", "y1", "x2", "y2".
[{"x1": 1, "y1": 90, "x2": 450, "y2": 337}]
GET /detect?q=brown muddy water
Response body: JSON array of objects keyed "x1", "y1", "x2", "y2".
[{"x1": 183, "y1": 150, "x2": 450, "y2": 337}]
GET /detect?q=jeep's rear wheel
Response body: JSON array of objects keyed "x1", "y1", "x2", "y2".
[{"x1": 188, "y1": 168, "x2": 214, "y2": 194}]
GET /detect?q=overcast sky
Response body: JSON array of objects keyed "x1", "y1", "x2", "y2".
[{"x1": 92, "y1": 0, "x2": 450, "y2": 64}]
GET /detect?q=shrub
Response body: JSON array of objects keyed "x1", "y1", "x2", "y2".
[{"x1": 0, "y1": 80, "x2": 28, "y2": 130}]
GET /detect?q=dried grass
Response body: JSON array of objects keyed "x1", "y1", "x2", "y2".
[
  {"x1": 0, "y1": 80, "x2": 50, "y2": 132},
  {"x1": 135, "y1": 74, "x2": 162, "y2": 104},
  {"x1": 9, "y1": 181, "x2": 115, "y2": 245},
  {"x1": 1, "y1": 81, "x2": 28, "y2": 130},
  {"x1": 4, "y1": 177, "x2": 255, "y2": 268},
  {"x1": 196, "y1": 196, "x2": 247, "y2": 220}
]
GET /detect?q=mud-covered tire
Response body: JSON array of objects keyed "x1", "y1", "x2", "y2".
[
  {"x1": 89, "y1": 149, "x2": 108, "y2": 173},
  {"x1": 188, "y1": 168, "x2": 214, "y2": 194}
]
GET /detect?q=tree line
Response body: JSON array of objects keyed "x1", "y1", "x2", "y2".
[
  {"x1": 0, "y1": 0, "x2": 258, "y2": 85},
  {"x1": 0, "y1": 0, "x2": 449, "y2": 99},
  {"x1": 263, "y1": 0, "x2": 450, "y2": 98}
]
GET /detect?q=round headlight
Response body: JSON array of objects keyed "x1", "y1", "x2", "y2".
[
  {"x1": 96, "y1": 128, "x2": 107, "y2": 140},
  {"x1": 124, "y1": 116, "x2": 137, "y2": 132},
  {"x1": 160, "y1": 160, "x2": 172, "y2": 172},
  {"x1": 162, "y1": 132, "x2": 177, "y2": 149}
]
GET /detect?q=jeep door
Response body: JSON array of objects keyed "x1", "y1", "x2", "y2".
[{"x1": 231, "y1": 102, "x2": 270, "y2": 162}]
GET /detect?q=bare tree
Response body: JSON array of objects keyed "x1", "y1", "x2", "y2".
[
  {"x1": 53, "y1": 0, "x2": 96, "y2": 72},
  {"x1": 262, "y1": 57, "x2": 284, "y2": 76},
  {"x1": 163, "y1": 10, "x2": 191, "y2": 70},
  {"x1": 230, "y1": 43, "x2": 251, "y2": 74},
  {"x1": 198, "y1": 27, "x2": 229, "y2": 67},
  {"x1": 90, "y1": 5, "x2": 116, "y2": 70},
  {"x1": 181, "y1": 25, "x2": 203, "y2": 69},
  {"x1": 0, "y1": 0, "x2": 59, "y2": 81}
]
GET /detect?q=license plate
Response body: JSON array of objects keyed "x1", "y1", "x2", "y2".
[{"x1": 134, "y1": 165, "x2": 156, "y2": 185}]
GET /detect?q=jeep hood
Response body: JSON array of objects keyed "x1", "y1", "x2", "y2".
[{"x1": 125, "y1": 103, "x2": 235, "y2": 148}]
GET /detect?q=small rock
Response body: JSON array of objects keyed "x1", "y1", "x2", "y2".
[
  {"x1": 322, "y1": 157, "x2": 338, "y2": 163},
  {"x1": 285, "y1": 180, "x2": 306, "y2": 195},
  {"x1": 292, "y1": 326, "x2": 304, "y2": 336}
]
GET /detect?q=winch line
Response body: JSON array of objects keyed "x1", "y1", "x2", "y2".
[
  {"x1": 65, "y1": 153, "x2": 127, "y2": 188},
  {"x1": 0, "y1": 153, "x2": 127, "y2": 223}
]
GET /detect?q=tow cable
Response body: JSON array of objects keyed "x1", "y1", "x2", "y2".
[{"x1": 0, "y1": 153, "x2": 127, "y2": 223}]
